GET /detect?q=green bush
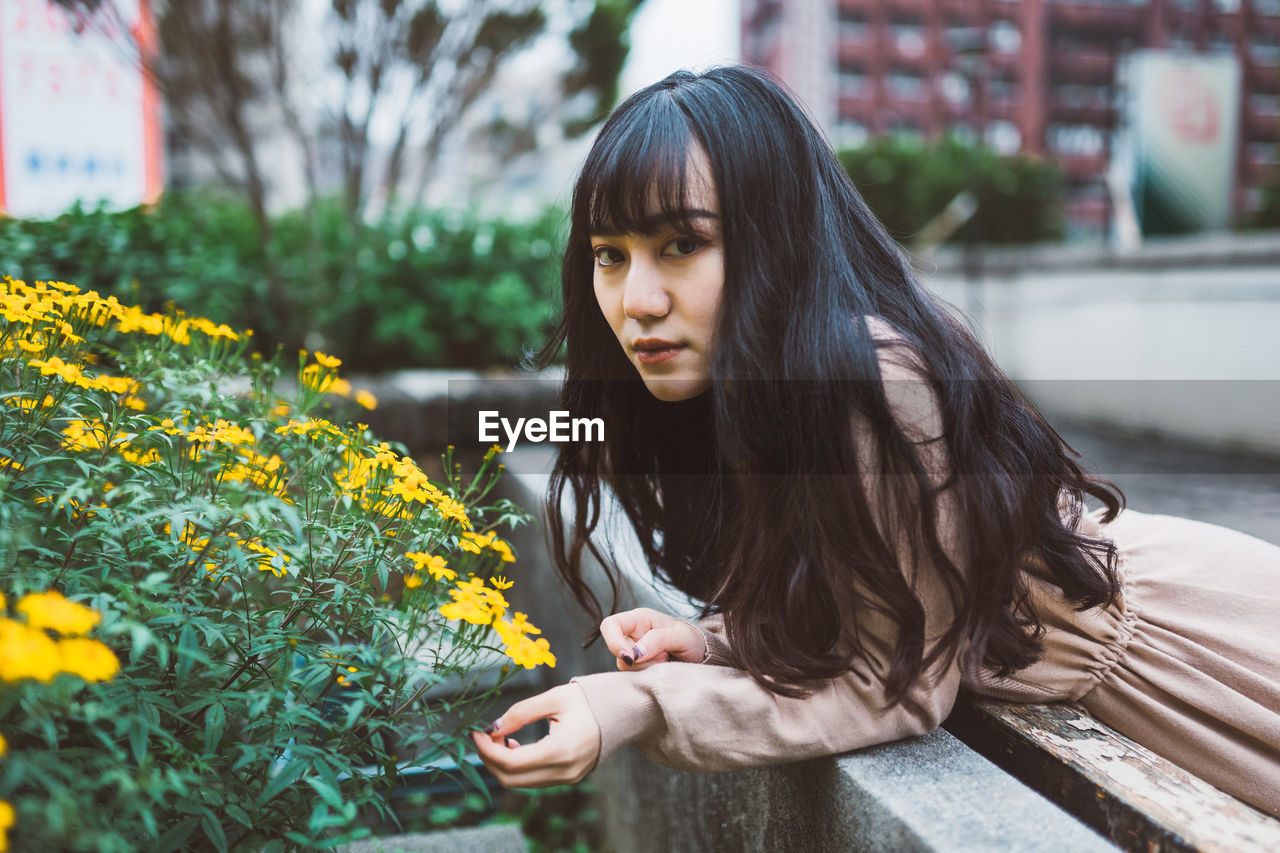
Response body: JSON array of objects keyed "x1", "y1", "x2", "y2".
[
  {"x1": 0, "y1": 277, "x2": 554, "y2": 851},
  {"x1": 0, "y1": 196, "x2": 562, "y2": 372},
  {"x1": 838, "y1": 136, "x2": 1065, "y2": 245}
]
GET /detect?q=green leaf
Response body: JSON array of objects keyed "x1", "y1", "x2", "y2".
[
  {"x1": 200, "y1": 812, "x2": 228, "y2": 853},
  {"x1": 225, "y1": 803, "x2": 252, "y2": 829},
  {"x1": 130, "y1": 717, "x2": 149, "y2": 765},
  {"x1": 257, "y1": 758, "x2": 308, "y2": 808},
  {"x1": 204, "y1": 701, "x2": 225, "y2": 755},
  {"x1": 306, "y1": 776, "x2": 344, "y2": 811},
  {"x1": 150, "y1": 816, "x2": 198, "y2": 853}
]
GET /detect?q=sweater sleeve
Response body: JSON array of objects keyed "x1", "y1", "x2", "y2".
[{"x1": 572, "y1": 320, "x2": 965, "y2": 773}]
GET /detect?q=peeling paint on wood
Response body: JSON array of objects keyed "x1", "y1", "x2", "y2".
[{"x1": 945, "y1": 698, "x2": 1280, "y2": 852}]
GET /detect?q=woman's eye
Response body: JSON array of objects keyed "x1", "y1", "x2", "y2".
[
  {"x1": 664, "y1": 237, "x2": 702, "y2": 258},
  {"x1": 593, "y1": 246, "x2": 623, "y2": 267}
]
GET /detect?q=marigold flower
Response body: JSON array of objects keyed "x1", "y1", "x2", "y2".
[
  {"x1": 404, "y1": 574, "x2": 425, "y2": 589},
  {"x1": 0, "y1": 799, "x2": 13, "y2": 850},
  {"x1": 355, "y1": 390, "x2": 378, "y2": 410},
  {"x1": 314, "y1": 351, "x2": 342, "y2": 369},
  {"x1": 16, "y1": 590, "x2": 101, "y2": 636},
  {"x1": 505, "y1": 635, "x2": 556, "y2": 670},
  {"x1": 57, "y1": 637, "x2": 120, "y2": 681},
  {"x1": 0, "y1": 618, "x2": 60, "y2": 681},
  {"x1": 406, "y1": 552, "x2": 454, "y2": 581}
]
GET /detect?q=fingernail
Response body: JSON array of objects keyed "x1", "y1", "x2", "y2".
[
  {"x1": 507, "y1": 737, "x2": 518, "y2": 749},
  {"x1": 631, "y1": 643, "x2": 645, "y2": 661},
  {"x1": 620, "y1": 652, "x2": 634, "y2": 666},
  {"x1": 484, "y1": 718, "x2": 502, "y2": 735}
]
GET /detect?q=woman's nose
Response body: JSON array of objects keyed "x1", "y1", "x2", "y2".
[{"x1": 621, "y1": 261, "x2": 671, "y2": 320}]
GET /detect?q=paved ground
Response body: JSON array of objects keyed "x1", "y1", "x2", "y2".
[{"x1": 1055, "y1": 420, "x2": 1280, "y2": 546}]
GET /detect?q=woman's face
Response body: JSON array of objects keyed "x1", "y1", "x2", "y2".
[{"x1": 590, "y1": 147, "x2": 724, "y2": 402}]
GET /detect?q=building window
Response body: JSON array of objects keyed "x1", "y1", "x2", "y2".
[
  {"x1": 989, "y1": 76, "x2": 1019, "y2": 105},
  {"x1": 941, "y1": 72, "x2": 971, "y2": 106},
  {"x1": 989, "y1": 20, "x2": 1022, "y2": 55},
  {"x1": 1255, "y1": 0, "x2": 1280, "y2": 15},
  {"x1": 1249, "y1": 37, "x2": 1280, "y2": 65},
  {"x1": 1047, "y1": 123, "x2": 1105, "y2": 157},
  {"x1": 1057, "y1": 83, "x2": 1111, "y2": 109},
  {"x1": 839, "y1": 66, "x2": 870, "y2": 97},
  {"x1": 886, "y1": 71, "x2": 927, "y2": 100},
  {"x1": 1170, "y1": 0, "x2": 1199, "y2": 10},
  {"x1": 1250, "y1": 94, "x2": 1280, "y2": 116},
  {"x1": 838, "y1": 10, "x2": 868, "y2": 41},
  {"x1": 1212, "y1": 0, "x2": 1241, "y2": 12},
  {"x1": 891, "y1": 24, "x2": 927, "y2": 59},
  {"x1": 834, "y1": 120, "x2": 869, "y2": 150},
  {"x1": 1210, "y1": 31, "x2": 1236, "y2": 54},
  {"x1": 984, "y1": 120, "x2": 1022, "y2": 155},
  {"x1": 1248, "y1": 142, "x2": 1279, "y2": 164}
]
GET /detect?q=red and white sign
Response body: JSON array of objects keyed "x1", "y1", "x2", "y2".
[{"x1": 0, "y1": 0, "x2": 162, "y2": 219}]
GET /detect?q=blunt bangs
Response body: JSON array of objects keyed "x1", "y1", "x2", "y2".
[{"x1": 577, "y1": 89, "x2": 705, "y2": 238}]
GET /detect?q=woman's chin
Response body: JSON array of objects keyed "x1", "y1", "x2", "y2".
[{"x1": 642, "y1": 376, "x2": 711, "y2": 402}]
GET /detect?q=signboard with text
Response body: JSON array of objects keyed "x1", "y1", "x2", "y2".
[
  {"x1": 0, "y1": 0, "x2": 161, "y2": 219},
  {"x1": 1120, "y1": 50, "x2": 1240, "y2": 235}
]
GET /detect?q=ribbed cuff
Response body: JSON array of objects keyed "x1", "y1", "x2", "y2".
[
  {"x1": 571, "y1": 670, "x2": 661, "y2": 768},
  {"x1": 679, "y1": 618, "x2": 735, "y2": 667}
]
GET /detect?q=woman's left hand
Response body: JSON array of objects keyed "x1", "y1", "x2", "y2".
[{"x1": 470, "y1": 683, "x2": 601, "y2": 788}]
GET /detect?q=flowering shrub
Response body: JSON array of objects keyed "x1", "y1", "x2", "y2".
[{"x1": 0, "y1": 278, "x2": 553, "y2": 851}]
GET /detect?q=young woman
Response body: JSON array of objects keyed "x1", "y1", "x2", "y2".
[{"x1": 470, "y1": 65, "x2": 1280, "y2": 817}]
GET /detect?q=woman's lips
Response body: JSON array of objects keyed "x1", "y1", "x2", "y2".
[{"x1": 635, "y1": 345, "x2": 684, "y2": 365}]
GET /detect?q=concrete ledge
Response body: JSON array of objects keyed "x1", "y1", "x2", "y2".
[
  {"x1": 341, "y1": 824, "x2": 525, "y2": 853},
  {"x1": 593, "y1": 729, "x2": 1116, "y2": 852}
]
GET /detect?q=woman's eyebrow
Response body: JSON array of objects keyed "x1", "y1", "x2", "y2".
[{"x1": 590, "y1": 208, "x2": 720, "y2": 237}]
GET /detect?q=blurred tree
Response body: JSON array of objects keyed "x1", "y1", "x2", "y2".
[
  {"x1": 838, "y1": 136, "x2": 1065, "y2": 246},
  {"x1": 52, "y1": 0, "x2": 645, "y2": 227}
]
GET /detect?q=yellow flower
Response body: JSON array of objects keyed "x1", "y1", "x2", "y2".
[
  {"x1": 491, "y1": 538, "x2": 516, "y2": 563},
  {"x1": 458, "y1": 539, "x2": 482, "y2": 555},
  {"x1": 314, "y1": 351, "x2": 342, "y2": 369},
  {"x1": 0, "y1": 799, "x2": 12, "y2": 851},
  {"x1": 505, "y1": 635, "x2": 556, "y2": 670},
  {"x1": 0, "y1": 457, "x2": 23, "y2": 473},
  {"x1": 57, "y1": 637, "x2": 120, "y2": 681},
  {"x1": 16, "y1": 590, "x2": 101, "y2": 635},
  {"x1": 491, "y1": 575, "x2": 514, "y2": 590},
  {"x1": 436, "y1": 497, "x2": 470, "y2": 529},
  {"x1": 0, "y1": 732, "x2": 5, "y2": 755},
  {"x1": 406, "y1": 552, "x2": 455, "y2": 581},
  {"x1": 329, "y1": 377, "x2": 352, "y2": 397},
  {"x1": 355, "y1": 390, "x2": 378, "y2": 410},
  {"x1": 300, "y1": 363, "x2": 336, "y2": 394},
  {"x1": 0, "y1": 618, "x2": 60, "y2": 681},
  {"x1": 404, "y1": 574, "x2": 425, "y2": 589}
]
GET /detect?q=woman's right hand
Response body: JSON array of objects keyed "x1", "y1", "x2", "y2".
[{"x1": 599, "y1": 607, "x2": 706, "y2": 671}]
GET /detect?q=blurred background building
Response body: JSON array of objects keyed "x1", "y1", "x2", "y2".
[{"x1": 742, "y1": 0, "x2": 1280, "y2": 239}]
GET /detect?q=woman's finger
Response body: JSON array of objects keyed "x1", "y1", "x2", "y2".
[
  {"x1": 618, "y1": 623, "x2": 703, "y2": 669},
  {"x1": 599, "y1": 607, "x2": 665, "y2": 656},
  {"x1": 470, "y1": 684, "x2": 601, "y2": 788},
  {"x1": 482, "y1": 686, "x2": 566, "y2": 740}
]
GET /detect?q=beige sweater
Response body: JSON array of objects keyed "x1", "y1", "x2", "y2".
[{"x1": 573, "y1": 317, "x2": 969, "y2": 772}]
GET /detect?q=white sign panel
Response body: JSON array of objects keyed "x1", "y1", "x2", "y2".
[
  {"x1": 1123, "y1": 50, "x2": 1240, "y2": 233},
  {"x1": 0, "y1": 0, "x2": 162, "y2": 219}
]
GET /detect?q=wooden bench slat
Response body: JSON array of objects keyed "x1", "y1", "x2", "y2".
[{"x1": 945, "y1": 698, "x2": 1280, "y2": 852}]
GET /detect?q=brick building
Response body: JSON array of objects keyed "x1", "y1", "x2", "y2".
[{"x1": 742, "y1": 0, "x2": 1280, "y2": 237}]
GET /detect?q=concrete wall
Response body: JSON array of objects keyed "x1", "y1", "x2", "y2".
[{"x1": 919, "y1": 233, "x2": 1280, "y2": 456}]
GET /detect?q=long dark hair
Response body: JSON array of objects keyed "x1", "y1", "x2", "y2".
[{"x1": 537, "y1": 66, "x2": 1123, "y2": 701}]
